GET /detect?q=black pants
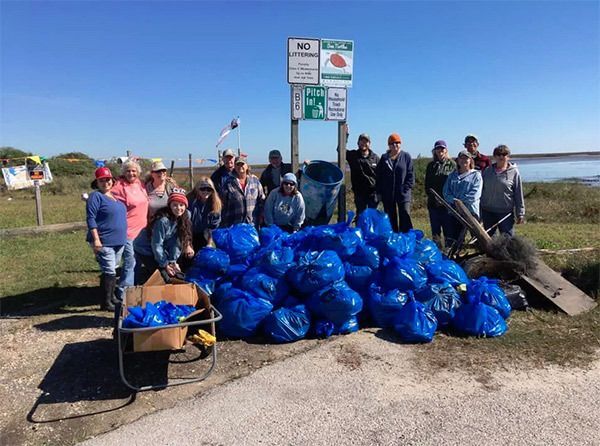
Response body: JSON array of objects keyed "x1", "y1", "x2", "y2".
[
  {"x1": 353, "y1": 192, "x2": 379, "y2": 215},
  {"x1": 383, "y1": 200, "x2": 413, "y2": 233}
]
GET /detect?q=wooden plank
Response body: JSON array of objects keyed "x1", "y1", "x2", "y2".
[
  {"x1": 0, "y1": 221, "x2": 86, "y2": 238},
  {"x1": 453, "y1": 199, "x2": 493, "y2": 254},
  {"x1": 521, "y1": 258, "x2": 597, "y2": 316}
]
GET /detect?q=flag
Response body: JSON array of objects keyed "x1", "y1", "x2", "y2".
[{"x1": 216, "y1": 117, "x2": 240, "y2": 147}]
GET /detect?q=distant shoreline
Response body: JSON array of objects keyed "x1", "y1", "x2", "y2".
[{"x1": 508, "y1": 151, "x2": 600, "y2": 159}]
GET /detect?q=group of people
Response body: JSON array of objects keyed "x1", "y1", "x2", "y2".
[
  {"x1": 346, "y1": 133, "x2": 525, "y2": 249},
  {"x1": 86, "y1": 151, "x2": 306, "y2": 310},
  {"x1": 86, "y1": 133, "x2": 524, "y2": 311}
]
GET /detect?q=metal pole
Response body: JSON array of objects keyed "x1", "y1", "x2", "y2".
[
  {"x1": 291, "y1": 119, "x2": 299, "y2": 176},
  {"x1": 337, "y1": 121, "x2": 347, "y2": 222},
  {"x1": 188, "y1": 153, "x2": 193, "y2": 190},
  {"x1": 237, "y1": 118, "x2": 241, "y2": 156},
  {"x1": 34, "y1": 181, "x2": 43, "y2": 226},
  {"x1": 126, "y1": 150, "x2": 131, "y2": 158},
  {"x1": 169, "y1": 160, "x2": 175, "y2": 177}
]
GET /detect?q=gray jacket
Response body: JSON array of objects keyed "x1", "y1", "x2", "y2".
[
  {"x1": 480, "y1": 163, "x2": 525, "y2": 217},
  {"x1": 264, "y1": 188, "x2": 305, "y2": 231}
]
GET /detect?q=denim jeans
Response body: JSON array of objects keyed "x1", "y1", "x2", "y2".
[
  {"x1": 482, "y1": 209, "x2": 515, "y2": 237},
  {"x1": 119, "y1": 239, "x2": 135, "y2": 288},
  {"x1": 95, "y1": 245, "x2": 125, "y2": 276}
]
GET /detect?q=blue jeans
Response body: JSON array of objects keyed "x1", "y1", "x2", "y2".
[
  {"x1": 427, "y1": 206, "x2": 451, "y2": 243},
  {"x1": 119, "y1": 239, "x2": 135, "y2": 288},
  {"x1": 95, "y1": 245, "x2": 124, "y2": 276},
  {"x1": 482, "y1": 209, "x2": 515, "y2": 237}
]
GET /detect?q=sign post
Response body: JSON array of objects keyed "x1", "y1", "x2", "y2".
[{"x1": 34, "y1": 181, "x2": 44, "y2": 226}]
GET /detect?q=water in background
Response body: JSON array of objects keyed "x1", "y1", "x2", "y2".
[{"x1": 512, "y1": 155, "x2": 600, "y2": 185}]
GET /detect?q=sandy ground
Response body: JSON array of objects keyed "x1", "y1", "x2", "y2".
[{"x1": 80, "y1": 331, "x2": 600, "y2": 446}]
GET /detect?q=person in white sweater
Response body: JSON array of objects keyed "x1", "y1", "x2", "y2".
[{"x1": 264, "y1": 173, "x2": 305, "y2": 232}]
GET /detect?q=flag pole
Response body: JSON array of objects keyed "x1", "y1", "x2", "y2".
[{"x1": 237, "y1": 116, "x2": 241, "y2": 156}]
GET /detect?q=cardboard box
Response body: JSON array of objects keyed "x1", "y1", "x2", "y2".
[{"x1": 123, "y1": 270, "x2": 211, "y2": 352}]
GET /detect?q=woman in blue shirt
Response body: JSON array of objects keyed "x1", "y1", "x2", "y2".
[
  {"x1": 443, "y1": 150, "x2": 483, "y2": 249},
  {"x1": 86, "y1": 167, "x2": 127, "y2": 311},
  {"x1": 133, "y1": 188, "x2": 194, "y2": 283}
]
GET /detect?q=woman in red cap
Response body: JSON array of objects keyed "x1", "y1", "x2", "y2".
[
  {"x1": 133, "y1": 187, "x2": 194, "y2": 283},
  {"x1": 375, "y1": 133, "x2": 415, "y2": 232},
  {"x1": 86, "y1": 167, "x2": 127, "y2": 311}
]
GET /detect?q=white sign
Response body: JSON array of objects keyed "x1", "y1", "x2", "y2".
[
  {"x1": 291, "y1": 85, "x2": 303, "y2": 120},
  {"x1": 287, "y1": 37, "x2": 320, "y2": 85},
  {"x1": 2, "y1": 163, "x2": 53, "y2": 190},
  {"x1": 326, "y1": 87, "x2": 347, "y2": 120},
  {"x1": 320, "y1": 39, "x2": 354, "y2": 88}
]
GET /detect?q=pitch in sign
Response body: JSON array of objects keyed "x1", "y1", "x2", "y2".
[{"x1": 304, "y1": 86, "x2": 326, "y2": 120}]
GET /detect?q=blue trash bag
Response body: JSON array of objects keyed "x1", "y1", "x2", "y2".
[
  {"x1": 282, "y1": 226, "x2": 314, "y2": 251},
  {"x1": 306, "y1": 214, "x2": 363, "y2": 259},
  {"x1": 452, "y1": 294, "x2": 507, "y2": 337},
  {"x1": 123, "y1": 301, "x2": 195, "y2": 328},
  {"x1": 348, "y1": 243, "x2": 380, "y2": 270},
  {"x1": 306, "y1": 281, "x2": 363, "y2": 325},
  {"x1": 335, "y1": 316, "x2": 359, "y2": 334},
  {"x1": 392, "y1": 292, "x2": 438, "y2": 343},
  {"x1": 226, "y1": 263, "x2": 250, "y2": 283},
  {"x1": 263, "y1": 304, "x2": 311, "y2": 343},
  {"x1": 416, "y1": 282, "x2": 462, "y2": 329},
  {"x1": 410, "y1": 238, "x2": 443, "y2": 265},
  {"x1": 253, "y1": 246, "x2": 295, "y2": 279},
  {"x1": 287, "y1": 250, "x2": 345, "y2": 295},
  {"x1": 382, "y1": 231, "x2": 418, "y2": 259},
  {"x1": 186, "y1": 276, "x2": 216, "y2": 296},
  {"x1": 313, "y1": 317, "x2": 359, "y2": 338},
  {"x1": 216, "y1": 288, "x2": 274, "y2": 339},
  {"x1": 213, "y1": 223, "x2": 260, "y2": 264},
  {"x1": 155, "y1": 301, "x2": 196, "y2": 325},
  {"x1": 240, "y1": 267, "x2": 289, "y2": 308},
  {"x1": 142, "y1": 301, "x2": 165, "y2": 327},
  {"x1": 357, "y1": 208, "x2": 393, "y2": 244},
  {"x1": 314, "y1": 320, "x2": 335, "y2": 338},
  {"x1": 260, "y1": 225, "x2": 287, "y2": 245},
  {"x1": 381, "y1": 256, "x2": 428, "y2": 291},
  {"x1": 211, "y1": 282, "x2": 233, "y2": 307},
  {"x1": 190, "y1": 247, "x2": 230, "y2": 278},
  {"x1": 344, "y1": 262, "x2": 374, "y2": 292},
  {"x1": 366, "y1": 283, "x2": 408, "y2": 328},
  {"x1": 466, "y1": 276, "x2": 512, "y2": 319},
  {"x1": 426, "y1": 260, "x2": 470, "y2": 286}
]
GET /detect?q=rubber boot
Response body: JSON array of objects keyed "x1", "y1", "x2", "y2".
[{"x1": 100, "y1": 274, "x2": 116, "y2": 311}]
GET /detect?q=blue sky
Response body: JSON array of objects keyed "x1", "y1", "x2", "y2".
[{"x1": 1, "y1": 0, "x2": 598, "y2": 165}]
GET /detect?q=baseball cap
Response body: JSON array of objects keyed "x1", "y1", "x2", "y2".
[
  {"x1": 358, "y1": 133, "x2": 371, "y2": 143},
  {"x1": 282, "y1": 172, "x2": 297, "y2": 185},
  {"x1": 235, "y1": 156, "x2": 248, "y2": 165},
  {"x1": 388, "y1": 133, "x2": 402, "y2": 145},
  {"x1": 269, "y1": 149, "x2": 282, "y2": 158},
  {"x1": 457, "y1": 150, "x2": 473, "y2": 158},
  {"x1": 433, "y1": 140, "x2": 448, "y2": 149},
  {"x1": 222, "y1": 148, "x2": 235, "y2": 158},
  {"x1": 151, "y1": 161, "x2": 167, "y2": 172},
  {"x1": 464, "y1": 134, "x2": 479, "y2": 143}
]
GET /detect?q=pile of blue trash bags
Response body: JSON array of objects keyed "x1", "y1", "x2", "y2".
[
  {"x1": 123, "y1": 300, "x2": 196, "y2": 328},
  {"x1": 186, "y1": 209, "x2": 512, "y2": 344}
]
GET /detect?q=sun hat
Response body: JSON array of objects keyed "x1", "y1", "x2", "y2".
[
  {"x1": 433, "y1": 140, "x2": 448, "y2": 149},
  {"x1": 222, "y1": 148, "x2": 235, "y2": 158},
  {"x1": 269, "y1": 149, "x2": 282, "y2": 158},
  {"x1": 168, "y1": 187, "x2": 188, "y2": 207},
  {"x1": 358, "y1": 133, "x2": 371, "y2": 143},
  {"x1": 387, "y1": 133, "x2": 402, "y2": 145},
  {"x1": 151, "y1": 161, "x2": 167, "y2": 172},
  {"x1": 282, "y1": 172, "x2": 297, "y2": 186}
]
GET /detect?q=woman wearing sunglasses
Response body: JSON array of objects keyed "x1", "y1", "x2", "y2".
[
  {"x1": 144, "y1": 161, "x2": 178, "y2": 218},
  {"x1": 264, "y1": 172, "x2": 305, "y2": 233},
  {"x1": 86, "y1": 167, "x2": 127, "y2": 311},
  {"x1": 189, "y1": 177, "x2": 222, "y2": 250},
  {"x1": 480, "y1": 145, "x2": 525, "y2": 236}
]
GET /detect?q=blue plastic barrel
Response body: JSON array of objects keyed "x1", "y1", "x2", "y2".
[{"x1": 300, "y1": 160, "x2": 344, "y2": 225}]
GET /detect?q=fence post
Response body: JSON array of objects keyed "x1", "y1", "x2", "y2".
[
  {"x1": 188, "y1": 153, "x2": 193, "y2": 190},
  {"x1": 34, "y1": 181, "x2": 44, "y2": 226}
]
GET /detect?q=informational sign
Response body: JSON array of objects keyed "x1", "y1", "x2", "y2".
[
  {"x1": 2, "y1": 163, "x2": 53, "y2": 190},
  {"x1": 291, "y1": 85, "x2": 303, "y2": 120},
  {"x1": 326, "y1": 87, "x2": 347, "y2": 121},
  {"x1": 320, "y1": 39, "x2": 354, "y2": 88},
  {"x1": 287, "y1": 37, "x2": 320, "y2": 85},
  {"x1": 304, "y1": 86, "x2": 326, "y2": 120}
]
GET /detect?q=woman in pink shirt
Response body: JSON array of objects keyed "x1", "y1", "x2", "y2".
[{"x1": 111, "y1": 160, "x2": 149, "y2": 297}]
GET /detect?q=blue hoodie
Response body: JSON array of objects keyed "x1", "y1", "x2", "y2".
[{"x1": 443, "y1": 169, "x2": 483, "y2": 217}]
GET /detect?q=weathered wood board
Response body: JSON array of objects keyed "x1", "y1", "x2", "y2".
[{"x1": 520, "y1": 258, "x2": 597, "y2": 316}]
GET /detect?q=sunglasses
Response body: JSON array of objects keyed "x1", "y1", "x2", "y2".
[
  {"x1": 153, "y1": 169, "x2": 167, "y2": 174},
  {"x1": 198, "y1": 187, "x2": 213, "y2": 192},
  {"x1": 282, "y1": 182, "x2": 295, "y2": 186},
  {"x1": 496, "y1": 153, "x2": 509, "y2": 157}
]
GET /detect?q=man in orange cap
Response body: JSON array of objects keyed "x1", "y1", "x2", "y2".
[{"x1": 375, "y1": 133, "x2": 415, "y2": 232}]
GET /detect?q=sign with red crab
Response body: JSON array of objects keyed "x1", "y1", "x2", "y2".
[{"x1": 320, "y1": 39, "x2": 354, "y2": 88}]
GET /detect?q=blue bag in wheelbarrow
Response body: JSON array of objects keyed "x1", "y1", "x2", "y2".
[
  {"x1": 215, "y1": 287, "x2": 273, "y2": 339},
  {"x1": 212, "y1": 223, "x2": 260, "y2": 264},
  {"x1": 357, "y1": 208, "x2": 393, "y2": 246},
  {"x1": 123, "y1": 300, "x2": 196, "y2": 328},
  {"x1": 287, "y1": 250, "x2": 345, "y2": 295},
  {"x1": 306, "y1": 281, "x2": 363, "y2": 326},
  {"x1": 451, "y1": 293, "x2": 507, "y2": 337},
  {"x1": 466, "y1": 276, "x2": 512, "y2": 319},
  {"x1": 392, "y1": 292, "x2": 438, "y2": 343},
  {"x1": 425, "y1": 259, "x2": 469, "y2": 286},
  {"x1": 240, "y1": 267, "x2": 289, "y2": 308},
  {"x1": 366, "y1": 283, "x2": 408, "y2": 328},
  {"x1": 416, "y1": 282, "x2": 462, "y2": 329},
  {"x1": 381, "y1": 256, "x2": 428, "y2": 292},
  {"x1": 263, "y1": 303, "x2": 311, "y2": 343}
]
